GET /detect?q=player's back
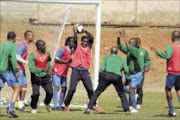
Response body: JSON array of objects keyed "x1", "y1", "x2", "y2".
[{"x1": 0, "y1": 41, "x2": 18, "y2": 72}]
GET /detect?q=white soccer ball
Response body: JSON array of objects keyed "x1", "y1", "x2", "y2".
[
  {"x1": 77, "y1": 25, "x2": 83, "y2": 33},
  {"x1": 0, "y1": 98, "x2": 9, "y2": 107}
]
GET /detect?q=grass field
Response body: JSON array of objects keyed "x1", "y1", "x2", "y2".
[{"x1": 0, "y1": 92, "x2": 180, "y2": 120}]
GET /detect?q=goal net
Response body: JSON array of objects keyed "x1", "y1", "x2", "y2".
[{"x1": 0, "y1": 0, "x2": 101, "y2": 108}]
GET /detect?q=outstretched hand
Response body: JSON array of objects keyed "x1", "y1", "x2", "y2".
[
  {"x1": 122, "y1": 29, "x2": 125, "y2": 38},
  {"x1": 117, "y1": 31, "x2": 121, "y2": 38},
  {"x1": 150, "y1": 47, "x2": 157, "y2": 52}
]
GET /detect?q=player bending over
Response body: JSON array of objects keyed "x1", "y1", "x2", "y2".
[
  {"x1": 151, "y1": 30, "x2": 180, "y2": 117},
  {"x1": 52, "y1": 37, "x2": 74, "y2": 110},
  {"x1": 84, "y1": 47, "x2": 130, "y2": 115},
  {"x1": 16, "y1": 30, "x2": 34, "y2": 111},
  {"x1": 28, "y1": 40, "x2": 53, "y2": 113},
  {"x1": 0, "y1": 32, "x2": 21, "y2": 117}
]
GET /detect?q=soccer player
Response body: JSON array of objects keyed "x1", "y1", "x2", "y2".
[
  {"x1": 84, "y1": 47, "x2": 130, "y2": 115},
  {"x1": 0, "y1": 31, "x2": 21, "y2": 117},
  {"x1": 64, "y1": 27, "x2": 99, "y2": 112},
  {"x1": 117, "y1": 30, "x2": 144, "y2": 113},
  {"x1": 28, "y1": 40, "x2": 53, "y2": 113},
  {"x1": 52, "y1": 37, "x2": 74, "y2": 110},
  {"x1": 16, "y1": 30, "x2": 34, "y2": 111},
  {"x1": 135, "y1": 37, "x2": 151, "y2": 109},
  {"x1": 151, "y1": 30, "x2": 180, "y2": 117}
]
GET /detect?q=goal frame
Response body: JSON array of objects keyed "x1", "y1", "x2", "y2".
[{"x1": 2, "y1": 0, "x2": 101, "y2": 107}]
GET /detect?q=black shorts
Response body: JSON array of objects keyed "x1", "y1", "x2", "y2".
[{"x1": 175, "y1": 75, "x2": 180, "y2": 91}]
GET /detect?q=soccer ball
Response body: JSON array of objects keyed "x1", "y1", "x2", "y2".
[
  {"x1": 0, "y1": 98, "x2": 10, "y2": 107},
  {"x1": 77, "y1": 25, "x2": 83, "y2": 33}
]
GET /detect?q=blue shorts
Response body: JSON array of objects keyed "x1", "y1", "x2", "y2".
[
  {"x1": 130, "y1": 72, "x2": 143, "y2": 89},
  {"x1": 52, "y1": 74, "x2": 67, "y2": 87},
  {"x1": 166, "y1": 74, "x2": 180, "y2": 90},
  {"x1": 0, "y1": 72, "x2": 18, "y2": 87},
  {"x1": 17, "y1": 70, "x2": 27, "y2": 87}
]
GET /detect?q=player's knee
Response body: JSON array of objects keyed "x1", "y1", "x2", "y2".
[
  {"x1": 61, "y1": 87, "x2": 67, "y2": 93},
  {"x1": 165, "y1": 87, "x2": 171, "y2": 91}
]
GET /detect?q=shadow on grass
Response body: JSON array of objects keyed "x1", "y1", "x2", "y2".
[
  {"x1": 0, "y1": 114, "x2": 8, "y2": 117},
  {"x1": 69, "y1": 109, "x2": 82, "y2": 112},
  {"x1": 114, "y1": 110, "x2": 124, "y2": 112},
  {"x1": 94, "y1": 112, "x2": 118, "y2": 114},
  {"x1": 153, "y1": 114, "x2": 167, "y2": 117},
  {"x1": 116, "y1": 106, "x2": 122, "y2": 108},
  {"x1": 165, "y1": 107, "x2": 180, "y2": 109}
]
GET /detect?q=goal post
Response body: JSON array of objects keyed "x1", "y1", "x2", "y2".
[{"x1": 0, "y1": 0, "x2": 101, "y2": 108}]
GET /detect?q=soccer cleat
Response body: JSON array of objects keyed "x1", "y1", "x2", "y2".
[
  {"x1": 131, "y1": 108, "x2": 138, "y2": 113},
  {"x1": 137, "y1": 104, "x2": 141, "y2": 110},
  {"x1": 8, "y1": 110, "x2": 19, "y2": 118},
  {"x1": 92, "y1": 106, "x2": 100, "y2": 112},
  {"x1": 45, "y1": 104, "x2": 51, "y2": 112},
  {"x1": 177, "y1": 107, "x2": 180, "y2": 111},
  {"x1": 52, "y1": 107, "x2": 58, "y2": 111},
  {"x1": 64, "y1": 106, "x2": 70, "y2": 112},
  {"x1": 125, "y1": 110, "x2": 131, "y2": 115},
  {"x1": 31, "y1": 109, "x2": 37, "y2": 114},
  {"x1": 84, "y1": 108, "x2": 91, "y2": 114},
  {"x1": 167, "y1": 112, "x2": 176, "y2": 117},
  {"x1": 129, "y1": 106, "x2": 133, "y2": 110},
  {"x1": 57, "y1": 107, "x2": 64, "y2": 111}
]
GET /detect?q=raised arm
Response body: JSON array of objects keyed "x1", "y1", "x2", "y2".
[
  {"x1": 122, "y1": 30, "x2": 130, "y2": 48},
  {"x1": 84, "y1": 30, "x2": 94, "y2": 45},
  {"x1": 117, "y1": 31, "x2": 128, "y2": 54},
  {"x1": 73, "y1": 26, "x2": 78, "y2": 45}
]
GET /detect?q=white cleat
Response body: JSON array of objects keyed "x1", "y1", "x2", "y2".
[
  {"x1": 131, "y1": 108, "x2": 138, "y2": 113},
  {"x1": 129, "y1": 106, "x2": 133, "y2": 110},
  {"x1": 31, "y1": 109, "x2": 37, "y2": 114},
  {"x1": 137, "y1": 104, "x2": 141, "y2": 110}
]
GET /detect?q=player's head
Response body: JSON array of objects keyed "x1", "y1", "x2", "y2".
[
  {"x1": 24, "y1": 30, "x2": 34, "y2": 43},
  {"x1": 129, "y1": 38, "x2": 138, "y2": 47},
  {"x1": 111, "y1": 46, "x2": 118, "y2": 55},
  {"x1": 81, "y1": 36, "x2": 89, "y2": 48},
  {"x1": 136, "y1": 37, "x2": 141, "y2": 48},
  {"x1": 65, "y1": 37, "x2": 74, "y2": 48},
  {"x1": 7, "y1": 31, "x2": 16, "y2": 43},
  {"x1": 172, "y1": 30, "x2": 180, "y2": 42},
  {"x1": 36, "y1": 40, "x2": 46, "y2": 53}
]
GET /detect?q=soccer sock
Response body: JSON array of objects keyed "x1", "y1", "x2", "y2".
[
  {"x1": 123, "y1": 86, "x2": 129, "y2": 94},
  {"x1": 18, "y1": 101, "x2": 24, "y2": 108},
  {"x1": 9, "y1": 102, "x2": 15, "y2": 111},
  {"x1": 130, "y1": 93, "x2": 136, "y2": 110},
  {"x1": 168, "y1": 100, "x2": 174, "y2": 114},
  {"x1": 59, "y1": 91, "x2": 65, "y2": 108},
  {"x1": 178, "y1": 96, "x2": 180, "y2": 102},
  {"x1": 53, "y1": 90, "x2": 58, "y2": 108}
]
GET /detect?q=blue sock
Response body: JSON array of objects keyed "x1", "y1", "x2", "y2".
[
  {"x1": 123, "y1": 86, "x2": 129, "y2": 94},
  {"x1": 53, "y1": 90, "x2": 58, "y2": 108},
  {"x1": 9, "y1": 102, "x2": 15, "y2": 111},
  {"x1": 130, "y1": 93, "x2": 136, "y2": 110},
  {"x1": 178, "y1": 96, "x2": 180, "y2": 102},
  {"x1": 168, "y1": 100, "x2": 174, "y2": 114},
  {"x1": 59, "y1": 91, "x2": 65, "y2": 108}
]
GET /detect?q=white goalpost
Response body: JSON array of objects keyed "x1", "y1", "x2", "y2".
[{"x1": 0, "y1": 0, "x2": 101, "y2": 108}]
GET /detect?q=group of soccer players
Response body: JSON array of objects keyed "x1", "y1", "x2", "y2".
[{"x1": 0, "y1": 26, "x2": 179, "y2": 118}]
